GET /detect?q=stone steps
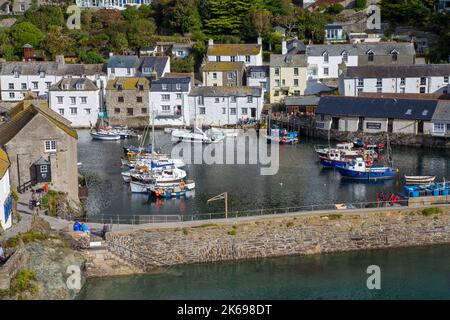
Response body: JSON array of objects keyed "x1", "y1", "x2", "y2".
[{"x1": 83, "y1": 248, "x2": 143, "y2": 277}]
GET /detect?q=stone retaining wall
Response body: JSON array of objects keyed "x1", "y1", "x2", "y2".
[
  {"x1": 0, "y1": 246, "x2": 28, "y2": 290},
  {"x1": 106, "y1": 207, "x2": 450, "y2": 269}
]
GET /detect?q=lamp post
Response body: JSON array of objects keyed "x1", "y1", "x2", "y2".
[{"x1": 207, "y1": 192, "x2": 228, "y2": 219}]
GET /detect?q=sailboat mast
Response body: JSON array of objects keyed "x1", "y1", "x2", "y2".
[{"x1": 151, "y1": 102, "x2": 155, "y2": 155}]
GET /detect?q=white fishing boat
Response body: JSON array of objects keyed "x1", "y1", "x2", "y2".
[
  {"x1": 132, "y1": 168, "x2": 187, "y2": 183},
  {"x1": 164, "y1": 128, "x2": 176, "y2": 134},
  {"x1": 130, "y1": 179, "x2": 195, "y2": 194},
  {"x1": 172, "y1": 127, "x2": 225, "y2": 144},
  {"x1": 90, "y1": 131, "x2": 121, "y2": 141},
  {"x1": 404, "y1": 175, "x2": 436, "y2": 184}
]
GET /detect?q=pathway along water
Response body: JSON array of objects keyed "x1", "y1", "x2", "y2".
[
  {"x1": 77, "y1": 244, "x2": 450, "y2": 300},
  {"x1": 77, "y1": 130, "x2": 450, "y2": 222}
]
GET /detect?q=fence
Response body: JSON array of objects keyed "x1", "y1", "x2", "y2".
[{"x1": 83, "y1": 199, "x2": 436, "y2": 226}]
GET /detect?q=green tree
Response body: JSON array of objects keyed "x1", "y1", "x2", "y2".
[
  {"x1": 78, "y1": 50, "x2": 105, "y2": 64},
  {"x1": 42, "y1": 25, "x2": 76, "y2": 59},
  {"x1": 248, "y1": 6, "x2": 273, "y2": 37},
  {"x1": 111, "y1": 33, "x2": 129, "y2": 54},
  {"x1": 169, "y1": 0, "x2": 203, "y2": 34},
  {"x1": 23, "y1": 5, "x2": 65, "y2": 32},
  {"x1": 126, "y1": 19, "x2": 157, "y2": 49},
  {"x1": 10, "y1": 22, "x2": 44, "y2": 48}
]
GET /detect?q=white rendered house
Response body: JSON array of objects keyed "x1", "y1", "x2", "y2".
[
  {"x1": 0, "y1": 57, "x2": 106, "y2": 101},
  {"x1": 150, "y1": 75, "x2": 192, "y2": 126},
  {"x1": 206, "y1": 38, "x2": 263, "y2": 67},
  {"x1": 49, "y1": 78, "x2": 101, "y2": 128},
  {"x1": 188, "y1": 86, "x2": 264, "y2": 126},
  {"x1": 339, "y1": 65, "x2": 450, "y2": 96}
]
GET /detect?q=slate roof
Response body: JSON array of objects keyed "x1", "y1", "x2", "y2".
[
  {"x1": 107, "y1": 55, "x2": 140, "y2": 69},
  {"x1": 247, "y1": 65, "x2": 269, "y2": 75},
  {"x1": 270, "y1": 54, "x2": 307, "y2": 67},
  {"x1": 0, "y1": 61, "x2": 106, "y2": 76},
  {"x1": 189, "y1": 86, "x2": 263, "y2": 97},
  {"x1": 431, "y1": 100, "x2": 450, "y2": 122},
  {"x1": 50, "y1": 78, "x2": 98, "y2": 91},
  {"x1": 202, "y1": 61, "x2": 245, "y2": 72},
  {"x1": 316, "y1": 96, "x2": 438, "y2": 121},
  {"x1": 151, "y1": 77, "x2": 191, "y2": 84},
  {"x1": 343, "y1": 64, "x2": 450, "y2": 78},
  {"x1": 306, "y1": 42, "x2": 415, "y2": 56},
  {"x1": 0, "y1": 98, "x2": 77, "y2": 145},
  {"x1": 139, "y1": 56, "x2": 169, "y2": 77},
  {"x1": 285, "y1": 96, "x2": 320, "y2": 106},
  {"x1": 287, "y1": 38, "x2": 306, "y2": 54},
  {"x1": 207, "y1": 44, "x2": 261, "y2": 56},
  {"x1": 0, "y1": 148, "x2": 10, "y2": 179}
]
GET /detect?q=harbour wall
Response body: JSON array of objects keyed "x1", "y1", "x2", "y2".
[
  {"x1": 105, "y1": 205, "x2": 450, "y2": 270},
  {"x1": 307, "y1": 128, "x2": 450, "y2": 148}
]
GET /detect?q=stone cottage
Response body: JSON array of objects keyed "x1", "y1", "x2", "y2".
[
  {"x1": 105, "y1": 77, "x2": 150, "y2": 128},
  {"x1": 0, "y1": 96, "x2": 79, "y2": 203}
]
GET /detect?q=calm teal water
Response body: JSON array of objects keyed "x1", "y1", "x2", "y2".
[
  {"x1": 77, "y1": 130, "x2": 450, "y2": 222},
  {"x1": 78, "y1": 245, "x2": 450, "y2": 300}
]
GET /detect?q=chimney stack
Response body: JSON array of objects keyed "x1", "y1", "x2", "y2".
[
  {"x1": 281, "y1": 38, "x2": 287, "y2": 55},
  {"x1": 208, "y1": 39, "x2": 214, "y2": 46},
  {"x1": 257, "y1": 36, "x2": 262, "y2": 45},
  {"x1": 55, "y1": 55, "x2": 65, "y2": 65}
]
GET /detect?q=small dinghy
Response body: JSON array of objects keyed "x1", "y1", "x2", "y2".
[{"x1": 404, "y1": 176, "x2": 436, "y2": 184}]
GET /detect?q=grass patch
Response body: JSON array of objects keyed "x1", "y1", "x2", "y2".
[
  {"x1": 182, "y1": 228, "x2": 189, "y2": 235},
  {"x1": 421, "y1": 207, "x2": 442, "y2": 216},
  {"x1": 6, "y1": 230, "x2": 51, "y2": 248},
  {"x1": 227, "y1": 229, "x2": 237, "y2": 236},
  {"x1": 9, "y1": 269, "x2": 39, "y2": 299},
  {"x1": 321, "y1": 214, "x2": 343, "y2": 220},
  {"x1": 286, "y1": 221, "x2": 295, "y2": 228},
  {"x1": 193, "y1": 223, "x2": 218, "y2": 228},
  {"x1": 231, "y1": 225, "x2": 237, "y2": 230}
]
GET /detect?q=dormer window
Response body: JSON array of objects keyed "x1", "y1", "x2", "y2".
[
  {"x1": 63, "y1": 83, "x2": 70, "y2": 90},
  {"x1": 342, "y1": 51, "x2": 348, "y2": 63},
  {"x1": 138, "y1": 84, "x2": 144, "y2": 91},
  {"x1": 14, "y1": 71, "x2": 19, "y2": 78},
  {"x1": 117, "y1": 84, "x2": 123, "y2": 91},
  {"x1": 76, "y1": 83, "x2": 84, "y2": 90},
  {"x1": 176, "y1": 83, "x2": 181, "y2": 90},
  {"x1": 323, "y1": 51, "x2": 329, "y2": 63},
  {"x1": 367, "y1": 51, "x2": 374, "y2": 62},
  {"x1": 40, "y1": 71, "x2": 45, "y2": 78},
  {"x1": 162, "y1": 84, "x2": 168, "y2": 91},
  {"x1": 143, "y1": 67, "x2": 151, "y2": 74}
]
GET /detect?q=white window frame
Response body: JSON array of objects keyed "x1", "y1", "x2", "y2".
[{"x1": 44, "y1": 140, "x2": 57, "y2": 153}]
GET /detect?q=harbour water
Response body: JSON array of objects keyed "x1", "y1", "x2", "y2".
[
  {"x1": 77, "y1": 130, "x2": 450, "y2": 222},
  {"x1": 77, "y1": 244, "x2": 450, "y2": 300}
]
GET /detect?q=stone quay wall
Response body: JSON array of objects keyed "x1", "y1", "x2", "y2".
[
  {"x1": 106, "y1": 206, "x2": 450, "y2": 269},
  {"x1": 311, "y1": 129, "x2": 450, "y2": 148}
]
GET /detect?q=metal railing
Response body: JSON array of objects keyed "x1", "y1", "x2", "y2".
[{"x1": 81, "y1": 198, "x2": 449, "y2": 226}]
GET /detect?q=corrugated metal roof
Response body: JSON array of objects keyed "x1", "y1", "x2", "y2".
[{"x1": 316, "y1": 96, "x2": 438, "y2": 121}]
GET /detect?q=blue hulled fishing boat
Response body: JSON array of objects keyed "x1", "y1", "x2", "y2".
[{"x1": 336, "y1": 158, "x2": 397, "y2": 181}]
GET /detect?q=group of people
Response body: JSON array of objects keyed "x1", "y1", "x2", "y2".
[{"x1": 73, "y1": 221, "x2": 90, "y2": 235}]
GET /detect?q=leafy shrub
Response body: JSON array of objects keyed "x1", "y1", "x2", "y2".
[
  {"x1": 421, "y1": 207, "x2": 442, "y2": 216},
  {"x1": 286, "y1": 221, "x2": 294, "y2": 228},
  {"x1": 326, "y1": 4, "x2": 345, "y2": 14},
  {"x1": 227, "y1": 229, "x2": 237, "y2": 236}
]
